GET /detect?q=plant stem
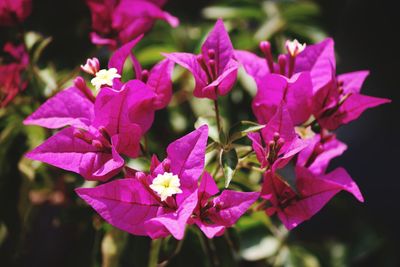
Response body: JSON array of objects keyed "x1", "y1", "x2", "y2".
[
  {"x1": 148, "y1": 238, "x2": 162, "y2": 267},
  {"x1": 213, "y1": 99, "x2": 222, "y2": 136}
]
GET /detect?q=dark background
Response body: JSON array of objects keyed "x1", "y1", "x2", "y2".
[{"x1": 303, "y1": 1, "x2": 399, "y2": 266}]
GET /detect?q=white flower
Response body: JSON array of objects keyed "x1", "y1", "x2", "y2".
[
  {"x1": 285, "y1": 39, "x2": 306, "y2": 57},
  {"x1": 90, "y1": 68, "x2": 121, "y2": 90},
  {"x1": 149, "y1": 172, "x2": 183, "y2": 201}
]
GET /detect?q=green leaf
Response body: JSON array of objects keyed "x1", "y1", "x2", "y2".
[
  {"x1": 206, "y1": 142, "x2": 219, "y2": 154},
  {"x1": 220, "y1": 148, "x2": 238, "y2": 188},
  {"x1": 287, "y1": 246, "x2": 320, "y2": 267},
  {"x1": 24, "y1": 31, "x2": 44, "y2": 50},
  {"x1": 228, "y1": 121, "x2": 265, "y2": 143},
  {"x1": 32, "y1": 36, "x2": 52, "y2": 64},
  {"x1": 195, "y1": 116, "x2": 219, "y2": 143}
]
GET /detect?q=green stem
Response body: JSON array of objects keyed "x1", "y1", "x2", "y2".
[
  {"x1": 213, "y1": 99, "x2": 222, "y2": 136},
  {"x1": 148, "y1": 238, "x2": 162, "y2": 267}
]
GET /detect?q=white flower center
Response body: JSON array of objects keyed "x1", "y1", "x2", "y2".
[
  {"x1": 149, "y1": 172, "x2": 183, "y2": 201},
  {"x1": 90, "y1": 68, "x2": 121, "y2": 90},
  {"x1": 285, "y1": 39, "x2": 306, "y2": 57}
]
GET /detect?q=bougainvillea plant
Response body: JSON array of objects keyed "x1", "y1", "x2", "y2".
[
  {"x1": 23, "y1": 17, "x2": 390, "y2": 237},
  {"x1": 0, "y1": 0, "x2": 391, "y2": 266}
]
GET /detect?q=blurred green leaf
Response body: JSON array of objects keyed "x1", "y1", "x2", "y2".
[
  {"x1": 220, "y1": 148, "x2": 238, "y2": 187},
  {"x1": 195, "y1": 116, "x2": 219, "y2": 143},
  {"x1": 228, "y1": 120, "x2": 264, "y2": 143},
  {"x1": 286, "y1": 246, "x2": 321, "y2": 267},
  {"x1": 241, "y1": 236, "x2": 280, "y2": 261},
  {"x1": 32, "y1": 36, "x2": 52, "y2": 64},
  {"x1": 202, "y1": 6, "x2": 264, "y2": 20},
  {"x1": 136, "y1": 45, "x2": 176, "y2": 66}
]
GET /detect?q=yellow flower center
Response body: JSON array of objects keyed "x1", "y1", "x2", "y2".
[
  {"x1": 90, "y1": 68, "x2": 121, "y2": 90},
  {"x1": 149, "y1": 172, "x2": 183, "y2": 201}
]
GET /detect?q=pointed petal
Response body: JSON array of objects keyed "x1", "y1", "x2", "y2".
[
  {"x1": 210, "y1": 190, "x2": 259, "y2": 226},
  {"x1": 146, "y1": 190, "x2": 198, "y2": 240},
  {"x1": 319, "y1": 93, "x2": 391, "y2": 130},
  {"x1": 194, "y1": 219, "x2": 225, "y2": 239},
  {"x1": 75, "y1": 178, "x2": 161, "y2": 236},
  {"x1": 112, "y1": 1, "x2": 179, "y2": 44},
  {"x1": 202, "y1": 58, "x2": 239, "y2": 98},
  {"x1": 110, "y1": 124, "x2": 142, "y2": 158},
  {"x1": 167, "y1": 125, "x2": 209, "y2": 192},
  {"x1": 198, "y1": 172, "x2": 219, "y2": 205},
  {"x1": 147, "y1": 59, "x2": 174, "y2": 109},
  {"x1": 23, "y1": 86, "x2": 94, "y2": 129},
  {"x1": 319, "y1": 167, "x2": 364, "y2": 202},
  {"x1": 164, "y1": 52, "x2": 208, "y2": 94},
  {"x1": 273, "y1": 137, "x2": 309, "y2": 170},
  {"x1": 297, "y1": 134, "x2": 347, "y2": 175},
  {"x1": 108, "y1": 35, "x2": 143, "y2": 75},
  {"x1": 235, "y1": 50, "x2": 269, "y2": 83},
  {"x1": 201, "y1": 19, "x2": 234, "y2": 73},
  {"x1": 261, "y1": 105, "x2": 296, "y2": 146},
  {"x1": 337, "y1": 70, "x2": 369, "y2": 94},
  {"x1": 247, "y1": 132, "x2": 268, "y2": 168},
  {"x1": 284, "y1": 72, "x2": 313, "y2": 124},
  {"x1": 311, "y1": 75, "x2": 339, "y2": 117},
  {"x1": 93, "y1": 80, "x2": 156, "y2": 155},
  {"x1": 26, "y1": 128, "x2": 124, "y2": 181},
  {"x1": 149, "y1": 154, "x2": 161, "y2": 175},
  {"x1": 294, "y1": 38, "x2": 336, "y2": 92},
  {"x1": 90, "y1": 32, "x2": 117, "y2": 48},
  {"x1": 276, "y1": 166, "x2": 364, "y2": 229},
  {"x1": 252, "y1": 72, "x2": 312, "y2": 125}
]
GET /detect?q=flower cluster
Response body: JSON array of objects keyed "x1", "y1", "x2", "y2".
[
  {"x1": 86, "y1": 0, "x2": 179, "y2": 48},
  {"x1": 0, "y1": 0, "x2": 31, "y2": 26},
  {"x1": 24, "y1": 18, "x2": 390, "y2": 241},
  {"x1": 0, "y1": 43, "x2": 29, "y2": 107},
  {"x1": 0, "y1": 0, "x2": 31, "y2": 107}
]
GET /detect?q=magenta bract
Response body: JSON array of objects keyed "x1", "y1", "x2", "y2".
[
  {"x1": 0, "y1": 0, "x2": 31, "y2": 26},
  {"x1": 261, "y1": 167, "x2": 364, "y2": 230},
  {"x1": 248, "y1": 105, "x2": 308, "y2": 170},
  {"x1": 76, "y1": 126, "x2": 209, "y2": 239},
  {"x1": 191, "y1": 172, "x2": 259, "y2": 238},
  {"x1": 0, "y1": 43, "x2": 29, "y2": 107},
  {"x1": 86, "y1": 0, "x2": 178, "y2": 48},
  {"x1": 25, "y1": 80, "x2": 157, "y2": 181},
  {"x1": 165, "y1": 19, "x2": 239, "y2": 100}
]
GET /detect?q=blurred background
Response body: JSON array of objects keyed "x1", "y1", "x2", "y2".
[{"x1": 0, "y1": 0, "x2": 398, "y2": 266}]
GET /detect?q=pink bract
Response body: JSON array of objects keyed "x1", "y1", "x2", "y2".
[
  {"x1": 165, "y1": 19, "x2": 239, "y2": 100},
  {"x1": 86, "y1": 0, "x2": 178, "y2": 48},
  {"x1": 0, "y1": 0, "x2": 31, "y2": 26},
  {"x1": 261, "y1": 167, "x2": 364, "y2": 230},
  {"x1": 0, "y1": 43, "x2": 29, "y2": 107},
  {"x1": 248, "y1": 105, "x2": 308, "y2": 170},
  {"x1": 76, "y1": 126, "x2": 209, "y2": 239},
  {"x1": 191, "y1": 172, "x2": 259, "y2": 238},
  {"x1": 25, "y1": 79, "x2": 157, "y2": 181}
]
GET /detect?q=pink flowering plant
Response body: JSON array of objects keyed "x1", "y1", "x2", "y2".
[{"x1": 0, "y1": 1, "x2": 392, "y2": 266}]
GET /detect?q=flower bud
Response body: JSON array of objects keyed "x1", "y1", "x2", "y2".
[
  {"x1": 162, "y1": 158, "x2": 171, "y2": 172},
  {"x1": 285, "y1": 39, "x2": 306, "y2": 57},
  {"x1": 141, "y1": 69, "x2": 149, "y2": 83},
  {"x1": 259, "y1": 41, "x2": 271, "y2": 56},
  {"x1": 278, "y1": 55, "x2": 286, "y2": 75},
  {"x1": 207, "y1": 49, "x2": 215, "y2": 59},
  {"x1": 135, "y1": 171, "x2": 146, "y2": 181},
  {"x1": 91, "y1": 139, "x2": 104, "y2": 150},
  {"x1": 80, "y1": 57, "x2": 100, "y2": 75},
  {"x1": 277, "y1": 137, "x2": 285, "y2": 148},
  {"x1": 273, "y1": 132, "x2": 280, "y2": 142}
]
